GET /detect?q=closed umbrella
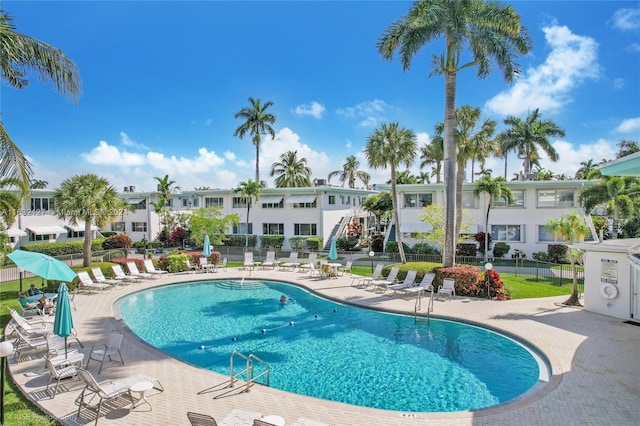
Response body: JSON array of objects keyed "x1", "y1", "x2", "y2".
[
  {"x1": 203, "y1": 235, "x2": 212, "y2": 257},
  {"x1": 7, "y1": 250, "x2": 77, "y2": 282},
  {"x1": 53, "y1": 283, "x2": 74, "y2": 358},
  {"x1": 328, "y1": 236, "x2": 338, "y2": 260}
]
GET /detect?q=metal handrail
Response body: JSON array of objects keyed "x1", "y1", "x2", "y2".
[
  {"x1": 248, "y1": 353, "x2": 271, "y2": 387},
  {"x1": 229, "y1": 350, "x2": 253, "y2": 392}
]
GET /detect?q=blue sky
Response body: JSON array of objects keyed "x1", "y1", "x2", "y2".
[{"x1": 2, "y1": 1, "x2": 639, "y2": 192}]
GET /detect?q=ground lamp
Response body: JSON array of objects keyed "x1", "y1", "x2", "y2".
[
  {"x1": 369, "y1": 251, "x2": 375, "y2": 273},
  {"x1": 485, "y1": 262, "x2": 493, "y2": 299},
  {"x1": 0, "y1": 340, "x2": 14, "y2": 425}
]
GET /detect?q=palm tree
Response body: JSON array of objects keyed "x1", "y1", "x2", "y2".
[
  {"x1": 388, "y1": 170, "x2": 419, "y2": 185},
  {"x1": 474, "y1": 175, "x2": 513, "y2": 263},
  {"x1": 328, "y1": 155, "x2": 371, "y2": 188},
  {"x1": 362, "y1": 192, "x2": 393, "y2": 233},
  {"x1": 0, "y1": 10, "x2": 81, "y2": 194},
  {"x1": 53, "y1": 174, "x2": 125, "y2": 267},
  {"x1": 234, "y1": 180, "x2": 262, "y2": 247},
  {"x1": 378, "y1": 0, "x2": 531, "y2": 267},
  {"x1": 270, "y1": 150, "x2": 312, "y2": 188},
  {"x1": 419, "y1": 139, "x2": 443, "y2": 183},
  {"x1": 575, "y1": 159, "x2": 597, "y2": 180},
  {"x1": 29, "y1": 179, "x2": 48, "y2": 189},
  {"x1": 498, "y1": 108, "x2": 566, "y2": 177},
  {"x1": 233, "y1": 97, "x2": 276, "y2": 183},
  {"x1": 546, "y1": 211, "x2": 590, "y2": 306},
  {"x1": 364, "y1": 122, "x2": 418, "y2": 264},
  {"x1": 0, "y1": 178, "x2": 23, "y2": 229},
  {"x1": 153, "y1": 175, "x2": 178, "y2": 242},
  {"x1": 616, "y1": 140, "x2": 640, "y2": 158}
]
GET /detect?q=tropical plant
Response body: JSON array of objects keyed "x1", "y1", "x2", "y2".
[
  {"x1": 187, "y1": 207, "x2": 240, "y2": 247},
  {"x1": 377, "y1": 0, "x2": 531, "y2": 267},
  {"x1": 29, "y1": 179, "x2": 48, "y2": 189},
  {"x1": 153, "y1": 174, "x2": 179, "y2": 243},
  {"x1": 498, "y1": 108, "x2": 566, "y2": 177},
  {"x1": 417, "y1": 204, "x2": 475, "y2": 253},
  {"x1": 0, "y1": 178, "x2": 24, "y2": 229},
  {"x1": 616, "y1": 140, "x2": 640, "y2": 158},
  {"x1": 234, "y1": 180, "x2": 262, "y2": 247},
  {"x1": 52, "y1": 174, "x2": 125, "y2": 267},
  {"x1": 233, "y1": 97, "x2": 276, "y2": 183},
  {"x1": 270, "y1": 150, "x2": 312, "y2": 188},
  {"x1": 328, "y1": 155, "x2": 371, "y2": 188},
  {"x1": 419, "y1": 139, "x2": 443, "y2": 183},
  {"x1": 575, "y1": 159, "x2": 598, "y2": 180},
  {"x1": 546, "y1": 211, "x2": 589, "y2": 306},
  {"x1": 387, "y1": 170, "x2": 420, "y2": 184},
  {"x1": 473, "y1": 174, "x2": 513, "y2": 262},
  {"x1": 0, "y1": 10, "x2": 81, "y2": 194},
  {"x1": 362, "y1": 192, "x2": 393, "y2": 233},
  {"x1": 364, "y1": 122, "x2": 418, "y2": 264}
]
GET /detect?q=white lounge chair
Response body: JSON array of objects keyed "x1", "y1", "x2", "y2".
[
  {"x1": 127, "y1": 262, "x2": 154, "y2": 280},
  {"x1": 200, "y1": 257, "x2": 216, "y2": 273},
  {"x1": 401, "y1": 273, "x2": 435, "y2": 297},
  {"x1": 388, "y1": 270, "x2": 418, "y2": 294},
  {"x1": 306, "y1": 262, "x2": 323, "y2": 278},
  {"x1": 261, "y1": 251, "x2": 277, "y2": 269},
  {"x1": 367, "y1": 267, "x2": 400, "y2": 294},
  {"x1": 46, "y1": 355, "x2": 80, "y2": 398},
  {"x1": 280, "y1": 251, "x2": 300, "y2": 271},
  {"x1": 185, "y1": 259, "x2": 200, "y2": 273},
  {"x1": 85, "y1": 330, "x2": 125, "y2": 374},
  {"x1": 12, "y1": 326, "x2": 48, "y2": 359},
  {"x1": 218, "y1": 258, "x2": 227, "y2": 271},
  {"x1": 243, "y1": 252, "x2": 256, "y2": 270},
  {"x1": 143, "y1": 259, "x2": 169, "y2": 276},
  {"x1": 298, "y1": 252, "x2": 318, "y2": 272},
  {"x1": 338, "y1": 260, "x2": 352, "y2": 276},
  {"x1": 77, "y1": 271, "x2": 112, "y2": 293},
  {"x1": 9, "y1": 308, "x2": 51, "y2": 336},
  {"x1": 91, "y1": 267, "x2": 122, "y2": 286},
  {"x1": 112, "y1": 264, "x2": 142, "y2": 282},
  {"x1": 352, "y1": 263, "x2": 384, "y2": 288},
  {"x1": 437, "y1": 278, "x2": 456, "y2": 301}
]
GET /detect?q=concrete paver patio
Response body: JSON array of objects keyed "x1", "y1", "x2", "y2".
[{"x1": 5, "y1": 268, "x2": 640, "y2": 426}]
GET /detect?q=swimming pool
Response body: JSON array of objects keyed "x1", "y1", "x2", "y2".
[{"x1": 116, "y1": 279, "x2": 548, "y2": 412}]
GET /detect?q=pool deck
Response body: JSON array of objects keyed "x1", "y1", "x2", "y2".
[{"x1": 5, "y1": 268, "x2": 640, "y2": 426}]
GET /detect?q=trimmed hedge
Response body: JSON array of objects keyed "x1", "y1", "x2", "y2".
[
  {"x1": 260, "y1": 235, "x2": 284, "y2": 249},
  {"x1": 19, "y1": 238, "x2": 106, "y2": 256}
]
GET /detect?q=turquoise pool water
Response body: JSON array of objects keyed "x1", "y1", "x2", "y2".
[{"x1": 116, "y1": 280, "x2": 545, "y2": 412}]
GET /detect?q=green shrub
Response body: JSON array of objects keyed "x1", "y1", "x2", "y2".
[
  {"x1": 164, "y1": 253, "x2": 192, "y2": 273},
  {"x1": 371, "y1": 234, "x2": 384, "y2": 252},
  {"x1": 547, "y1": 244, "x2": 569, "y2": 264},
  {"x1": 336, "y1": 237, "x2": 358, "y2": 251},
  {"x1": 456, "y1": 243, "x2": 477, "y2": 257},
  {"x1": 102, "y1": 233, "x2": 132, "y2": 250},
  {"x1": 289, "y1": 237, "x2": 307, "y2": 250},
  {"x1": 224, "y1": 234, "x2": 257, "y2": 247},
  {"x1": 435, "y1": 264, "x2": 481, "y2": 296},
  {"x1": 492, "y1": 242, "x2": 510, "y2": 258},
  {"x1": 532, "y1": 251, "x2": 550, "y2": 262},
  {"x1": 306, "y1": 237, "x2": 323, "y2": 251},
  {"x1": 20, "y1": 239, "x2": 106, "y2": 256},
  {"x1": 408, "y1": 243, "x2": 440, "y2": 255},
  {"x1": 385, "y1": 241, "x2": 410, "y2": 253},
  {"x1": 380, "y1": 262, "x2": 439, "y2": 281},
  {"x1": 260, "y1": 235, "x2": 284, "y2": 248}
]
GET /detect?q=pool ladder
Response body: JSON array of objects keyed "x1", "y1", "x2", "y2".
[
  {"x1": 229, "y1": 350, "x2": 270, "y2": 392},
  {"x1": 414, "y1": 286, "x2": 434, "y2": 324}
]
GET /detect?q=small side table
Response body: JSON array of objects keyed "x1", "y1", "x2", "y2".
[
  {"x1": 129, "y1": 380, "x2": 154, "y2": 411},
  {"x1": 261, "y1": 415, "x2": 285, "y2": 426}
]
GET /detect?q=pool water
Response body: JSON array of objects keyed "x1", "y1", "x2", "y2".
[{"x1": 116, "y1": 280, "x2": 545, "y2": 412}]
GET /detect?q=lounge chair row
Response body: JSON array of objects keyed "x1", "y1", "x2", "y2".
[{"x1": 350, "y1": 265, "x2": 454, "y2": 299}]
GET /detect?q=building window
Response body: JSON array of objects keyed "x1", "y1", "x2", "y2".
[
  {"x1": 131, "y1": 222, "x2": 147, "y2": 232},
  {"x1": 328, "y1": 195, "x2": 335, "y2": 205},
  {"x1": 205, "y1": 197, "x2": 224, "y2": 208},
  {"x1": 292, "y1": 200, "x2": 317, "y2": 208},
  {"x1": 233, "y1": 197, "x2": 248, "y2": 209},
  {"x1": 112, "y1": 222, "x2": 125, "y2": 232},
  {"x1": 263, "y1": 223, "x2": 284, "y2": 235},
  {"x1": 494, "y1": 189, "x2": 524, "y2": 207},
  {"x1": 403, "y1": 193, "x2": 432, "y2": 208},
  {"x1": 491, "y1": 224, "x2": 523, "y2": 242},
  {"x1": 233, "y1": 223, "x2": 253, "y2": 234},
  {"x1": 134, "y1": 200, "x2": 147, "y2": 210},
  {"x1": 30, "y1": 197, "x2": 53, "y2": 211},
  {"x1": 462, "y1": 191, "x2": 477, "y2": 208},
  {"x1": 294, "y1": 223, "x2": 317, "y2": 236},
  {"x1": 537, "y1": 189, "x2": 574, "y2": 208},
  {"x1": 261, "y1": 200, "x2": 283, "y2": 209},
  {"x1": 192, "y1": 198, "x2": 199, "y2": 207},
  {"x1": 29, "y1": 233, "x2": 55, "y2": 242},
  {"x1": 537, "y1": 225, "x2": 567, "y2": 242},
  {"x1": 67, "y1": 230, "x2": 85, "y2": 238}
]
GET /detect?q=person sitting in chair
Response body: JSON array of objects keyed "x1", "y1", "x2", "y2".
[
  {"x1": 27, "y1": 283, "x2": 42, "y2": 296},
  {"x1": 18, "y1": 291, "x2": 37, "y2": 312}
]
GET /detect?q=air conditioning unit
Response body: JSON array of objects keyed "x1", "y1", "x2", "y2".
[
  {"x1": 123, "y1": 187, "x2": 130, "y2": 192},
  {"x1": 526, "y1": 173, "x2": 538, "y2": 181},
  {"x1": 315, "y1": 179, "x2": 327, "y2": 186}
]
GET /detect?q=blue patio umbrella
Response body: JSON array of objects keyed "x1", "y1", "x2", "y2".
[
  {"x1": 328, "y1": 236, "x2": 338, "y2": 260},
  {"x1": 7, "y1": 250, "x2": 77, "y2": 282},
  {"x1": 203, "y1": 235, "x2": 212, "y2": 257},
  {"x1": 53, "y1": 283, "x2": 74, "y2": 357}
]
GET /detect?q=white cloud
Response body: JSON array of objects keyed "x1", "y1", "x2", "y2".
[
  {"x1": 336, "y1": 99, "x2": 389, "y2": 128},
  {"x1": 293, "y1": 101, "x2": 326, "y2": 119},
  {"x1": 626, "y1": 42, "x2": 640, "y2": 52},
  {"x1": 615, "y1": 117, "x2": 640, "y2": 133},
  {"x1": 485, "y1": 24, "x2": 599, "y2": 115},
  {"x1": 119, "y1": 132, "x2": 149, "y2": 151},
  {"x1": 611, "y1": 8, "x2": 640, "y2": 31}
]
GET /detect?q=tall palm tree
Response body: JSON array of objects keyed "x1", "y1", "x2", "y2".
[
  {"x1": 387, "y1": 170, "x2": 419, "y2": 185},
  {"x1": 473, "y1": 175, "x2": 513, "y2": 263},
  {"x1": 29, "y1": 179, "x2": 48, "y2": 189},
  {"x1": 378, "y1": 0, "x2": 531, "y2": 267},
  {"x1": 234, "y1": 180, "x2": 262, "y2": 247},
  {"x1": 328, "y1": 155, "x2": 371, "y2": 188},
  {"x1": 575, "y1": 159, "x2": 597, "y2": 180},
  {"x1": 153, "y1": 174, "x2": 178, "y2": 242},
  {"x1": 419, "y1": 139, "x2": 443, "y2": 183},
  {"x1": 616, "y1": 140, "x2": 640, "y2": 158},
  {"x1": 0, "y1": 178, "x2": 23, "y2": 229},
  {"x1": 364, "y1": 122, "x2": 418, "y2": 264},
  {"x1": 270, "y1": 150, "x2": 312, "y2": 188},
  {"x1": 233, "y1": 97, "x2": 277, "y2": 183},
  {"x1": 546, "y1": 211, "x2": 590, "y2": 306},
  {"x1": 53, "y1": 174, "x2": 125, "y2": 267},
  {"x1": 498, "y1": 108, "x2": 566, "y2": 177},
  {"x1": 0, "y1": 10, "x2": 81, "y2": 194}
]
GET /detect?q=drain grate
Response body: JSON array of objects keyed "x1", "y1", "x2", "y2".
[{"x1": 623, "y1": 320, "x2": 640, "y2": 327}]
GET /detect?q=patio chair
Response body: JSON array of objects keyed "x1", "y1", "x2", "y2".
[
  {"x1": 46, "y1": 355, "x2": 80, "y2": 398},
  {"x1": 388, "y1": 270, "x2": 418, "y2": 294},
  {"x1": 298, "y1": 252, "x2": 318, "y2": 272},
  {"x1": 306, "y1": 261, "x2": 323, "y2": 278},
  {"x1": 185, "y1": 259, "x2": 200, "y2": 273},
  {"x1": 401, "y1": 273, "x2": 435, "y2": 298},
  {"x1": 337, "y1": 260, "x2": 352, "y2": 276},
  {"x1": 75, "y1": 368, "x2": 134, "y2": 425},
  {"x1": 91, "y1": 267, "x2": 122, "y2": 287},
  {"x1": 437, "y1": 278, "x2": 456, "y2": 301},
  {"x1": 143, "y1": 259, "x2": 169, "y2": 276},
  {"x1": 367, "y1": 267, "x2": 400, "y2": 294},
  {"x1": 218, "y1": 257, "x2": 227, "y2": 271},
  {"x1": 85, "y1": 330, "x2": 125, "y2": 374},
  {"x1": 243, "y1": 252, "x2": 256, "y2": 270},
  {"x1": 77, "y1": 271, "x2": 113, "y2": 293},
  {"x1": 112, "y1": 264, "x2": 142, "y2": 282},
  {"x1": 187, "y1": 412, "x2": 218, "y2": 426},
  {"x1": 200, "y1": 257, "x2": 216, "y2": 273},
  {"x1": 261, "y1": 250, "x2": 277, "y2": 269},
  {"x1": 280, "y1": 251, "x2": 300, "y2": 271},
  {"x1": 352, "y1": 263, "x2": 383, "y2": 288},
  {"x1": 127, "y1": 262, "x2": 154, "y2": 280},
  {"x1": 9, "y1": 308, "x2": 51, "y2": 336},
  {"x1": 12, "y1": 326, "x2": 48, "y2": 359}
]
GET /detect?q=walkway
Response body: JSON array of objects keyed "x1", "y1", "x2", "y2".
[{"x1": 5, "y1": 267, "x2": 640, "y2": 425}]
